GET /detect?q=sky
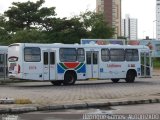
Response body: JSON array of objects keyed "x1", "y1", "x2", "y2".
[{"x1": 0, "y1": 0, "x2": 156, "y2": 39}]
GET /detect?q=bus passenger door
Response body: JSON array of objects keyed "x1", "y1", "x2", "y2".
[
  {"x1": 43, "y1": 51, "x2": 56, "y2": 80},
  {"x1": 86, "y1": 51, "x2": 99, "y2": 79},
  {"x1": 140, "y1": 51, "x2": 152, "y2": 77}
]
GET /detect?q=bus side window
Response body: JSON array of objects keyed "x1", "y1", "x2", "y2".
[
  {"x1": 110, "y1": 49, "x2": 125, "y2": 62},
  {"x1": 60, "y1": 48, "x2": 77, "y2": 62},
  {"x1": 125, "y1": 49, "x2": 139, "y2": 61},
  {"x1": 101, "y1": 49, "x2": 110, "y2": 62},
  {"x1": 77, "y1": 48, "x2": 85, "y2": 62},
  {"x1": 86, "y1": 52, "x2": 91, "y2": 64},
  {"x1": 24, "y1": 47, "x2": 41, "y2": 62}
]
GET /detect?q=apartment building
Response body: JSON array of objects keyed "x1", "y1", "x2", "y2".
[
  {"x1": 156, "y1": 0, "x2": 160, "y2": 39},
  {"x1": 121, "y1": 15, "x2": 138, "y2": 40},
  {"x1": 96, "y1": 0, "x2": 121, "y2": 38}
]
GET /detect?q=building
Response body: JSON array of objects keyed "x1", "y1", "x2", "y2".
[
  {"x1": 96, "y1": 0, "x2": 121, "y2": 38},
  {"x1": 121, "y1": 14, "x2": 138, "y2": 40},
  {"x1": 156, "y1": 0, "x2": 160, "y2": 40}
]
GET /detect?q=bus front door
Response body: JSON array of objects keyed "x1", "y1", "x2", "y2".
[
  {"x1": 43, "y1": 51, "x2": 56, "y2": 80},
  {"x1": 140, "y1": 51, "x2": 152, "y2": 77},
  {"x1": 86, "y1": 51, "x2": 99, "y2": 79}
]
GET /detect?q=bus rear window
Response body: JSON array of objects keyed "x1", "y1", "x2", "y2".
[{"x1": 24, "y1": 47, "x2": 41, "y2": 62}]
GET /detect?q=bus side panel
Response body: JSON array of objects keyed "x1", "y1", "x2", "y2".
[
  {"x1": 56, "y1": 62, "x2": 86, "y2": 80},
  {"x1": 76, "y1": 63, "x2": 86, "y2": 80},
  {"x1": 99, "y1": 62, "x2": 127, "y2": 79},
  {"x1": 99, "y1": 61, "x2": 140, "y2": 79},
  {"x1": 22, "y1": 62, "x2": 43, "y2": 80}
]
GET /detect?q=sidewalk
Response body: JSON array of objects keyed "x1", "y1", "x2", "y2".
[{"x1": 0, "y1": 95, "x2": 160, "y2": 114}]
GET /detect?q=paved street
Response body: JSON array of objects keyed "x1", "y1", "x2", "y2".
[{"x1": 0, "y1": 74, "x2": 160, "y2": 105}]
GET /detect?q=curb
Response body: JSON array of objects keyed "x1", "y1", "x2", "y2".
[{"x1": 0, "y1": 98, "x2": 160, "y2": 114}]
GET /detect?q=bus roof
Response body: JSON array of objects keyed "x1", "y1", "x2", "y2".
[
  {"x1": 0, "y1": 46, "x2": 8, "y2": 50},
  {"x1": 8, "y1": 43, "x2": 149, "y2": 49}
]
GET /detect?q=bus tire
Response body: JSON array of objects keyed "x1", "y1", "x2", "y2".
[
  {"x1": 63, "y1": 71, "x2": 76, "y2": 85},
  {"x1": 111, "y1": 79, "x2": 120, "y2": 83},
  {"x1": 51, "y1": 81, "x2": 62, "y2": 86},
  {"x1": 125, "y1": 70, "x2": 136, "y2": 83}
]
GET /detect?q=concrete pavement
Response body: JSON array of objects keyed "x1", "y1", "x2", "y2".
[{"x1": 0, "y1": 69, "x2": 160, "y2": 113}]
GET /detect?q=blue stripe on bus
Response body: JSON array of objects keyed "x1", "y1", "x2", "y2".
[
  {"x1": 57, "y1": 64, "x2": 65, "y2": 73},
  {"x1": 77, "y1": 64, "x2": 86, "y2": 73}
]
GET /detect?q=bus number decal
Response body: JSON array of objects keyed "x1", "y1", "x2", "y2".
[{"x1": 29, "y1": 66, "x2": 37, "y2": 70}]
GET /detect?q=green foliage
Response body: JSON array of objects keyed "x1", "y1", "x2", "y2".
[
  {"x1": 0, "y1": 1, "x2": 115, "y2": 44},
  {"x1": 79, "y1": 11, "x2": 115, "y2": 38},
  {"x1": 46, "y1": 17, "x2": 88, "y2": 43},
  {"x1": 153, "y1": 58, "x2": 160, "y2": 68},
  {"x1": 0, "y1": 28, "x2": 11, "y2": 45},
  {"x1": 8, "y1": 30, "x2": 47, "y2": 44},
  {"x1": 0, "y1": 14, "x2": 6, "y2": 29},
  {"x1": 4, "y1": 0, "x2": 56, "y2": 32},
  {"x1": 91, "y1": 21, "x2": 114, "y2": 38},
  {"x1": 0, "y1": 14, "x2": 11, "y2": 44}
]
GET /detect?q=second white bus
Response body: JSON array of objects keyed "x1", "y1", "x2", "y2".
[
  {"x1": 0, "y1": 46, "x2": 8, "y2": 77},
  {"x1": 8, "y1": 43, "x2": 151, "y2": 85}
]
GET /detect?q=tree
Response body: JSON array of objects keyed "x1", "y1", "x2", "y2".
[
  {"x1": 0, "y1": 1, "x2": 115, "y2": 44},
  {"x1": 8, "y1": 30, "x2": 47, "y2": 44},
  {"x1": 46, "y1": 17, "x2": 88, "y2": 43},
  {"x1": 79, "y1": 11, "x2": 115, "y2": 39},
  {"x1": 4, "y1": 0, "x2": 56, "y2": 32},
  {"x1": 45, "y1": 11, "x2": 115, "y2": 43},
  {"x1": 91, "y1": 20, "x2": 114, "y2": 38},
  {"x1": 0, "y1": 14, "x2": 11, "y2": 44}
]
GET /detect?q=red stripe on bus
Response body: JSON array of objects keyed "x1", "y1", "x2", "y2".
[{"x1": 63, "y1": 62, "x2": 80, "y2": 69}]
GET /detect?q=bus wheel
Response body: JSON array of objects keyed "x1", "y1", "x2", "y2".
[
  {"x1": 111, "y1": 79, "x2": 120, "y2": 83},
  {"x1": 51, "y1": 81, "x2": 62, "y2": 86},
  {"x1": 63, "y1": 71, "x2": 76, "y2": 85},
  {"x1": 125, "y1": 70, "x2": 136, "y2": 83}
]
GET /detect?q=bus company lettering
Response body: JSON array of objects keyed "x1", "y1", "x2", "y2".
[
  {"x1": 29, "y1": 66, "x2": 37, "y2": 70},
  {"x1": 107, "y1": 64, "x2": 121, "y2": 68}
]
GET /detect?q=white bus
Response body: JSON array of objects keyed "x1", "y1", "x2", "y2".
[
  {"x1": 8, "y1": 43, "x2": 151, "y2": 85},
  {"x1": 0, "y1": 46, "x2": 8, "y2": 77}
]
